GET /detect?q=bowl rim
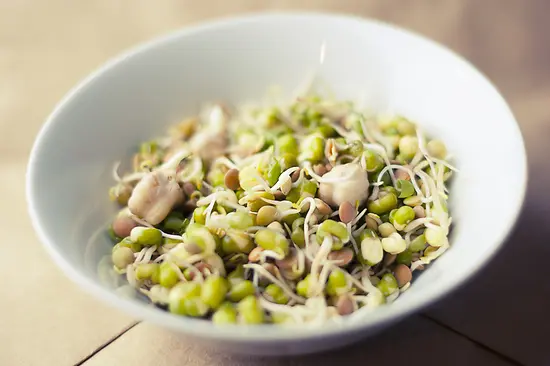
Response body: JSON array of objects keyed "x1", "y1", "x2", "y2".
[{"x1": 26, "y1": 11, "x2": 528, "y2": 342}]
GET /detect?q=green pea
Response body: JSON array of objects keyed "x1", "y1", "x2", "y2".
[
  {"x1": 226, "y1": 211, "x2": 254, "y2": 230},
  {"x1": 237, "y1": 295, "x2": 264, "y2": 324},
  {"x1": 159, "y1": 262, "x2": 180, "y2": 288},
  {"x1": 212, "y1": 302, "x2": 237, "y2": 324},
  {"x1": 168, "y1": 282, "x2": 201, "y2": 315},
  {"x1": 298, "y1": 134, "x2": 325, "y2": 163},
  {"x1": 291, "y1": 227, "x2": 305, "y2": 248},
  {"x1": 363, "y1": 150, "x2": 384, "y2": 172},
  {"x1": 392, "y1": 206, "x2": 415, "y2": 226},
  {"x1": 247, "y1": 192, "x2": 275, "y2": 212},
  {"x1": 377, "y1": 273, "x2": 399, "y2": 296},
  {"x1": 277, "y1": 134, "x2": 299, "y2": 156},
  {"x1": 256, "y1": 205, "x2": 278, "y2": 227},
  {"x1": 130, "y1": 227, "x2": 163, "y2": 246},
  {"x1": 396, "y1": 250, "x2": 413, "y2": 265},
  {"x1": 228, "y1": 280, "x2": 255, "y2": 302},
  {"x1": 117, "y1": 237, "x2": 141, "y2": 252},
  {"x1": 409, "y1": 234, "x2": 427, "y2": 252},
  {"x1": 264, "y1": 284, "x2": 288, "y2": 304},
  {"x1": 326, "y1": 270, "x2": 348, "y2": 296},
  {"x1": 193, "y1": 206, "x2": 207, "y2": 225},
  {"x1": 316, "y1": 220, "x2": 350, "y2": 248},
  {"x1": 296, "y1": 275, "x2": 313, "y2": 298},
  {"x1": 135, "y1": 263, "x2": 160, "y2": 281},
  {"x1": 112, "y1": 246, "x2": 134, "y2": 269},
  {"x1": 378, "y1": 222, "x2": 397, "y2": 238},
  {"x1": 254, "y1": 229, "x2": 289, "y2": 256},
  {"x1": 222, "y1": 231, "x2": 254, "y2": 254},
  {"x1": 201, "y1": 275, "x2": 229, "y2": 309},
  {"x1": 367, "y1": 192, "x2": 397, "y2": 215},
  {"x1": 397, "y1": 179, "x2": 415, "y2": 198}
]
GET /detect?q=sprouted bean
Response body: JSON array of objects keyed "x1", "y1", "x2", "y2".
[{"x1": 103, "y1": 91, "x2": 454, "y2": 326}]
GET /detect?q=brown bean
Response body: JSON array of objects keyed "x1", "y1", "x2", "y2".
[
  {"x1": 313, "y1": 163, "x2": 327, "y2": 176},
  {"x1": 182, "y1": 182, "x2": 196, "y2": 196},
  {"x1": 275, "y1": 248, "x2": 297, "y2": 271},
  {"x1": 336, "y1": 295, "x2": 355, "y2": 316},
  {"x1": 338, "y1": 201, "x2": 356, "y2": 224},
  {"x1": 183, "y1": 242, "x2": 203, "y2": 255},
  {"x1": 224, "y1": 168, "x2": 240, "y2": 191},
  {"x1": 187, "y1": 262, "x2": 213, "y2": 279},
  {"x1": 325, "y1": 163, "x2": 333, "y2": 172},
  {"x1": 112, "y1": 216, "x2": 139, "y2": 238},
  {"x1": 248, "y1": 247, "x2": 264, "y2": 262},
  {"x1": 327, "y1": 248, "x2": 354, "y2": 266},
  {"x1": 395, "y1": 168, "x2": 411, "y2": 181},
  {"x1": 383, "y1": 253, "x2": 397, "y2": 266},
  {"x1": 291, "y1": 168, "x2": 301, "y2": 182},
  {"x1": 315, "y1": 199, "x2": 333, "y2": 216},
  {"x1": 273, "y1": 190, "x2": 286, "y2": 201},
  {"x1": 393, "y1": 264, "x2": 412, "y2": 287},
  {"x1": 413, "y1": 206, "x2": 426, "y2": 218}
]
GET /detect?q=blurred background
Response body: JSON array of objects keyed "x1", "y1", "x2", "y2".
[{"x1": 2, "y1": 1, "x2": 549, "y2": 365}]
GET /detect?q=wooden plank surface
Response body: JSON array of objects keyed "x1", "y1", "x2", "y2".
[{"x1": 1, "y1": 0, "x2": 548, "y2": 365}]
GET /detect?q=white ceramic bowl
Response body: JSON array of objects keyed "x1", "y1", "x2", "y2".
[{"x1": 27, "y1": 13, "x2": 526, "y2": 355}]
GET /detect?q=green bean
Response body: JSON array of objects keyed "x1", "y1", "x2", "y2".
[
  {"x1": 403, "y1": 195, "x2": 422, "y2": 207},
  {"x1": 238, "y1": 165, "x2": 261, "y2": 191},
  {"x1": 254, "y1": 229, "x2": 289, "y2": 256},
  {"x1": 228, "y1": 280, "x2": 255, "y2": 302},
  {"x1": 425, "y1": 226, "x2": 446, "y2": 247},
  {"x1": 159, "y1": 262, "x2": 180, "y2": 288},
  {"x1": 359, "y1": 230, "x2": 383, "y2": 266},
  {"x1": 377, "y1": 273, "x2": 399, "y2": 296},
  {"x1": 396, "y1": 119, "x2": 416, "y2": 136},
  {"x1": 277, "y1": 134, "x2": 299, "y2": 156},
  {"x1": 130, "y1": 227, "x2": 163, "y2": 246},
  {"x1": 201, "y1": 275, "x2": 229, "y2": 309},
  {"x1": 117, "y1": 237, "x2": 142, "y2": 253},
  {"x1": 363, "y1": 150, "x2": 385, "y2": 173},
  {"x1": 396, "y1": 250, "x2": 412, "y2": 265},
  {"x1": 399, "y1": 136, "x2": 418, "y2": 159},
  {"x1": 296, "y1": 274, "x2": 313, "y2": 298},
  {"x1": 298, "y1": 134, "x2": 324, "y2": 163},
  {"x1": 168, "y1": 282, "x2": 202, "y2": 315},
  {"x1": 264, "y1": 158, "x2": 282, "y2": 186},
  {"x1": 226, "y1": 211, "x2": 254, "y2": 230},
  {"x1": 316, "y1": 220, "x2": 350, "y2": 250},
  {"x1": 381, "y1": 232, "x2": 407, "y2": 255},
  {"x1": 347, "y1": 140, "x2": 364, "y2": 157},
  {"x1": 227, "y1": 265, "x2": 245, "y2": 285},
  {"x1": 367, "y1": 192, "x2": 397, "y2": 215},
  {"x1": 397, "y1": 179, "x2": 415, "y2": 198},
  {"x1": 326, "y1": 270, "x2": 348, "y2": 296},
  {"x1": 222, "y1": 231, "x2": 254, "y2": 254},
  {"x1": 409, "y1": 234, "x2": 427, "y2": 252},
  {"x1": 162, "y1": 212, "x2": 187, "y2": 233},
  {"x1": 317, "y1": 124, "x2": 336, "y2": 138},
  {"x1": 264, "y1": 284, "x2": 288, "y2": 304},
  {"x1": 427, "y1": 139, "x2": 447, "y2": 159},
  {"x1": 212, "y1": 302, "x2": 237, "y2": 324},
  {"x1": 291, "y1": 227, "x2": 305, "y2": 248},
  {"x1": 135, "y1": 263, "x2": 160, "y2": 281},
  {"x1": 279, "y1": 153, "x2": 298, "y2": 171},
  {"x1": 237, "y1": 295, "x2": 264, "y2": 324},
  {"x1": 390, "y1": 206, "x2": 415, "y2": 229},
  {"x1": 185, "y1": 223, "x2": 216, "y2": 253},
  {"x1": 247, "y1": 191, "x2": 275, "y2": 212},
  {"x1": 193, "y1": 206, "x2": 207, "y2": 225},
  {"x1": 207, "y1": 168, "x2": 225, "y2": 187},
  {"x1": 112, "y1": 246, "x2": 134, "y2": 269}
]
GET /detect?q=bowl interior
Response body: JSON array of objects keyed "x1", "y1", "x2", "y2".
[{"x1": 27, "y1": 13, "x2": 526, "y2": 341}]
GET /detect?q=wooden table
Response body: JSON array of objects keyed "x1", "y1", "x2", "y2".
[{"x1": 2, "y1": 1, "x2": 548, "y2": 365}]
